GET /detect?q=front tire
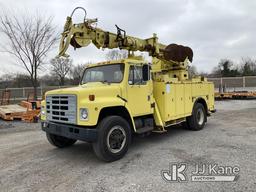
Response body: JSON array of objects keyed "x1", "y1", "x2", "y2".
[
  {"x1": 46, "y1": 133, "x2": 77, "y2": 148},
  {"x1": 93, "y1": 116, "x2": 131, "y2": 162},
  {"x1": 186, "y1": 103, "x2": 207, "y2": 131}
]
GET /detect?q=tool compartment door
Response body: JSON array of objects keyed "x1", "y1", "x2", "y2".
[
  {"x1": 184, "y1": 83, "x2": 192, "y2": 115},
  {"x1": 174, "y1": 84, "x2": 185, "y2": 117}
]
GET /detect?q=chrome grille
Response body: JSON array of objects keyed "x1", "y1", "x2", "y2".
[{"x1": 46, "y1": 95, "x2": 77, "y2": 124}]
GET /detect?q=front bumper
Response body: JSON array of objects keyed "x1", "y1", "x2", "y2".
[{"x1": 41, "y1": 121, "x2": 98, "y2": 142}]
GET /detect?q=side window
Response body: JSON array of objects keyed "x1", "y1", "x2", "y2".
[{"x1": 128, "y1": 65, "x2": 146, "y2": 85}]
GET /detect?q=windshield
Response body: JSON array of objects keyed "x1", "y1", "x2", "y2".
[{"x1": 81, "y1": 63, "x2": 124, "y2": 84}]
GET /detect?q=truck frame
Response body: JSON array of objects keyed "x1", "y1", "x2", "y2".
[{"x1": 41, "y1": 7, "x2": 215, "y2": 162}]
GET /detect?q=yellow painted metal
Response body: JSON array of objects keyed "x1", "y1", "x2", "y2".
[
  {"x1": 46, "y1": 83, "x2": 125, "y2": 126},
  {"x1": 153, "y1": 80, "x2": 214, "y2": 126},
  {"x1": 126, "y1": 62, "x2": 153, "y2": 117},
  {"x1": 58, "y1": 16, "x2": 164, "y2": 59}
]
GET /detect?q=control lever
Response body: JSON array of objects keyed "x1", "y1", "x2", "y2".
[{"x1": 115, "y1": 25, "x2": 126, "y2": 47}]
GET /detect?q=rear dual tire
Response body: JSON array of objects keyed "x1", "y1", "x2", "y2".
[{"x1": 185, "y1": 103, "x2": 207, "y2": 131}]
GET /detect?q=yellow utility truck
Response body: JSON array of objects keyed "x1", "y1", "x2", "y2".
[{"x1": 41, "y1": 7, "x2": 215, "y2": 162}]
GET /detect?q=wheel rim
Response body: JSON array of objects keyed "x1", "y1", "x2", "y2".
[
  {"x1": 196, "y1": 108, "x2": 204, "y2": 126},
  {"x1": 107, "y1": 126, "x2": 126, "y2": 153}
]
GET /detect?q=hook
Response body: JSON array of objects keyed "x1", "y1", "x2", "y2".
[{"x1": 70, "y1": 7, "x2": 87, "y2": 22}]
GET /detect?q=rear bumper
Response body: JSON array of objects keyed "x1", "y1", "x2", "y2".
[{"x1": 41, "y1": 121, "x2": 98, "y2": 142}]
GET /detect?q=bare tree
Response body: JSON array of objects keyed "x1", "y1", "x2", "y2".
[
  {"x1": 50, "y1": 57, "x2": 72, "y2": 86},
  {"x1": 39, "y1": 74, "x2": 59, "y2": 87},
  {"x1": 217, "y1": 59, "x2": 240, "y2": 77},
  {"x1": 188, "y1": 65, "x2": 198, "y2": 78},
  {"x1": 0, "y1": 74, "x2": 14, "y2": 89},
  {"x1": 70, "y1": 64, "x2": 86, "y2": 85},
  {"x1": 0, "y1": 13, "x2": 58, "y2": 99},
  {"x1": 240, "y1": 57, "x2": 256, "y2": 76},
  {"x1": 70, "y1": 62, "x2": 93, "y2": 85},
  {"x1": 105, "y1": 49, "x2": 128, "y2": 60}
]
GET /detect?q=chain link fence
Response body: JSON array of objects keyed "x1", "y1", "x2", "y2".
[{"x1": 0, "y1": 86, "x2": 71, "y2": 102}]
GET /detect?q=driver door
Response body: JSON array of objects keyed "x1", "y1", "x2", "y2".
[{"x1": 126, "y1": 64, "x2": 153, "y2": 117}]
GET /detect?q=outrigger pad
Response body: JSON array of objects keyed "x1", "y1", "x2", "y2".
[{"x1": 164, "y1": 44, "x2": 193, "y2": 63}]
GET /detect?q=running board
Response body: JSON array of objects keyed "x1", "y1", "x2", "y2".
[
  {"x1": 152, "y1": 129, "x2": 167, "y2": 133},
  {"x1": 136, "y1": 126, "x2": 154, "y2": 134},
  {"x1": 165, "y1": 118, "x2": 186, "y2": 128}
]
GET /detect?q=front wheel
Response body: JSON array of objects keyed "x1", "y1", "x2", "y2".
[
  {"x1": 93, "y1": 116, "x2": 131, "y2": 162},
  {"x1": 186, "y1": 103, "x2": 207, "y2": 131},
  {"x1": 46, "y1": 133, "x2": 77, "y2": 148}
]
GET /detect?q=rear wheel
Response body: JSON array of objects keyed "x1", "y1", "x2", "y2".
[
  {"x1": 93, "y1": 116, "x2": 131, "y2": 162},
  {"x1": 185, "y1": 103, "x2": 207, "y2": 131},
  {"x1": 46, "y1": 133, "x2": 77, "y2": 148}
]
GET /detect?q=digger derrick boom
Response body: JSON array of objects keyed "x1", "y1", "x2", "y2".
[
  {"x1": 58, "y1": 7, "x2": 193, "y2": 68},
  {"x1": 59, "y1": 17, "x2": 164, "y2": 58}
]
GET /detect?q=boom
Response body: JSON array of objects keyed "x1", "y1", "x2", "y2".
[{"x1": 59, "y1": 7, "x2": 193, "y2": 65}]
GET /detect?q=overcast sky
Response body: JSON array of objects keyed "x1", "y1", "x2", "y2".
[{"x1": 0, "y1": 0, "x2": 255, "y2": 76}]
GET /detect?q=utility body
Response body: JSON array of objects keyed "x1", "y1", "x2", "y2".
[{"x1": 41, "y1": 7, "x2": 215, "y2": 161}]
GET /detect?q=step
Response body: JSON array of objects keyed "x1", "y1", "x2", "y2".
[{"x1": 136, "y1": 126, "x2": 154, "y2": 134}]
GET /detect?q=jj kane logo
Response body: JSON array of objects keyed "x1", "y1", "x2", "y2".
[{"x1": 161, "y1": 163, "x2": 240, "y2": 182}]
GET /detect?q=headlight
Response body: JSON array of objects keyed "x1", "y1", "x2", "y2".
[
  {"x1": 80, "y1": 108, "x2": 88, "y2": 120},
  {"x1": 41, "y1": 106, "x2": 46, "y2": 115}
]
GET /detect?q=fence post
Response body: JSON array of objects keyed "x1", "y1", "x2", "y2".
[
  {"x1": 243, "y1": 76, "x2": 245, "y2": 88},
  {"x1": 40, "y1": 87, "x2": 43, "y2": 98},
  {"x1": 23, "y1": 88, "x2": 25, "y2": 98}
]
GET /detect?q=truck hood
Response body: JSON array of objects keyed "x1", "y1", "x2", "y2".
[{"x1": 46, "y1": 82, "x2": 122, "y2": 98}]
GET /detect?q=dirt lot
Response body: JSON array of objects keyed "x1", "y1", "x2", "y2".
[{"x1": 0, "y1": 100, "x2": 256, "y2": 192}]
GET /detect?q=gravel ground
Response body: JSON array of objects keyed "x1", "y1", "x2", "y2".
[{"x1": 0, "y1": 100, "x2": 256, "y2": 192}]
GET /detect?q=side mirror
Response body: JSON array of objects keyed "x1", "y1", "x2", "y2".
[{"x1": 142, "y1": 64, "x2": 150, "y2": 81}]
